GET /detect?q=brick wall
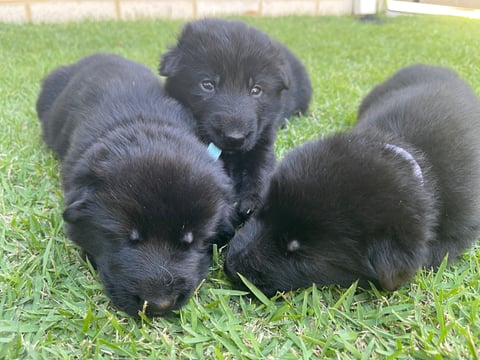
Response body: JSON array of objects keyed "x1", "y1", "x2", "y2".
[{"x1": 0, "y1": 0, "x2": 358, "y2": 23}]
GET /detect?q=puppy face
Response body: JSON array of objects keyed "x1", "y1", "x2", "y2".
[
  {"x1": 64, "y1": 152, "x2": 231, "y2": 316},
  {"x1": 225, "y1": 136, "x2": 434, "y2": 296},
  {"x1": 160, "y1": 19, "x2": 289, "y2": 152},
  {"x1": 224, "y1": 179, "x2": 377, "y2": 297}
]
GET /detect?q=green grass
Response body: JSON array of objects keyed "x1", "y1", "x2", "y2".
[{"x1": 1, "y1": 14, "x2": 479, "y2": 359}]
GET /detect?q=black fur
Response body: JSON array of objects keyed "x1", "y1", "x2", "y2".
[
  {"x1": 37, "y1": 53, "x2": 234, "y2": 316},
  {"x1": 159, "y1": 18, "x2": 312, "y2": 221},
  {"x1": 225, "y1": 64, "x2": 480, "y2": 296}
]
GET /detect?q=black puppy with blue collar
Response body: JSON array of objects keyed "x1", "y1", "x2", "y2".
[{"x1": 225, "y1": 64, "x2": 480, "y2": 296}]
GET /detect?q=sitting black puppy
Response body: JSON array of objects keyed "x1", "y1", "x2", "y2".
[
  {"x1": 159, "y1": 18, "x2": 312, "y2": 221},
  {"x1": 37, "y1": 53, "x2": 234, "y2": 316},
  {"x1": 225, "y1": 64, "x2": 480, "y2": 296}
]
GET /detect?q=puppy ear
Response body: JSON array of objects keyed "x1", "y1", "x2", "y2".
[
  {"x1": 90, "y1": 144, "x2": 113, "y2": 180},
  {"x1": 367, "y1": 239, "x2": 423, "y2": 291},
  {"x1": 159, "y1": 49, "x2": 181, "y2": 77},
  {"x1": 273, "y1": 45, "x2": 290, "y2": 90},
  {"x1": 278, "y1": 64, "x2": 291, "y2": 90},
  {"x1": 63, "y1": 190, "x2": 93, "y2": 223}
]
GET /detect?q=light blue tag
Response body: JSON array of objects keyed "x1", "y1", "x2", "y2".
[{"x1": 207, "y1": 142, "x2": 222, "y2": 161}]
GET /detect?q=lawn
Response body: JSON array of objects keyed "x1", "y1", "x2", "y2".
[{"x1": 1, "y1": 14, "x2": 479, "y2": 359}]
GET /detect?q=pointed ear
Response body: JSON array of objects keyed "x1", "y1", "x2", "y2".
[
  {"x1": 278, "y1": 63, "x2": 291, "y2": 90},
  {"x1": 159, "y1": 48, "x2": 181, "y2": 77},
  {"x1": 89, "y1": 143, "x2": 112, "y2": 180},
  {"x1": 63, "y1": 190, "x2": 92, "y2": 223},
  {"x1": 367, "y1": 239, "x2": 422, "y2": 291},
  {"x1": 272, "y1": 44, "x2": 290, "y2": 90}
]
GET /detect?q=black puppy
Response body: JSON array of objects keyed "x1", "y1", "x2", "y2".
[
  {"x1": 159, "y1": 18, "x2": 312, "y2": 220},
  {"x1": 37, "y1": 53, "x2": 234, "y2": 316},
  {"x1": 225, "y1": 64, "x2": 480, "y2": 296}
]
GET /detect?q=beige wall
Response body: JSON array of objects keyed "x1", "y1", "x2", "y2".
[
  {"x1": 0, "y1": 0, "x2": 358, "y2": 23},
  {"x1": 407, "y1": 0, "x2": 479, "y2": 7}
]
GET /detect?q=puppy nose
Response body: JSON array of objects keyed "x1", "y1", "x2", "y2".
[
  {"x1": 224, "y1": 131, "x2": 245, "y2": 148},
  {"x1": 145, "y1": 298, "x2": 175, "y2": 316}
]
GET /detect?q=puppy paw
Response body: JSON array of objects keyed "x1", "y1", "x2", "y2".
[
  {"x1": 236, "y1": 196, "x2": 260, "y2": 221},
  {"x1": 211, "y1": 217, "x2": 237, "y2": 246}
]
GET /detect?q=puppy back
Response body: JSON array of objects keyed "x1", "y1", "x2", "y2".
[{"x1": 356, "y1": 64, "x2": 480, "y2": 265}]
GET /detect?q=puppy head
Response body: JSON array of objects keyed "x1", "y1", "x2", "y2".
[
  {"x1": 63, "y1": 146, "x2": 232, "y2": 316},
  {"x1": 224, "y1": 181, "x2": 375, "y2": 297},
  {"x1": 225, "y1": 136, "x2": 435, "y2": 296},
  {"x1": 160, "y1": 18, "x2": 290, "y2": 152}
]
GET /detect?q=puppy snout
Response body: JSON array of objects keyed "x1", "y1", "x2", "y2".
[
  {"x1": 224, "y1": 130, "x2": 246, "y2": 148},
  {"x1": 211, "y1": 113, "x2": 254, "y2": 150},
  {"x1": 145, "y1": 297, "x2": 175, "y2": 316}
]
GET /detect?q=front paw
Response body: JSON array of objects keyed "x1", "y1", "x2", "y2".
[
  {"x1": 211, "y1": 216, "x2": 237, "y2": 246},
  {"x1": 236, "y1": 194, "x2": 261, "y2": 222}
]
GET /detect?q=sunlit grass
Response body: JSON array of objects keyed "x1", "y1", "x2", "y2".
[{"x1": 1, "y1": 14, "x2": 479, "y2": 358}]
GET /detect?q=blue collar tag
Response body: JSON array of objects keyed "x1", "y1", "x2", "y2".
[{"x1": 207, "y1": 142, "x2": 222, "y2": 161}]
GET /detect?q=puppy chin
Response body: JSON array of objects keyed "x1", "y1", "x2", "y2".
[
  {"x1": 199, "y1": 125, "x2": 256, "y2": 153},
  {"x1": 210, "y1": 136, "x2": 256, "y2": 154},
  {"x1": 99, "y1": 267, "x2": 194, "y2": 317}
]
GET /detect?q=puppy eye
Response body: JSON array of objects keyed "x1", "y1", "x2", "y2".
[
  {"x1": 129, "y1": 229, "x2": 141, "y2": 243},
  {"x1": 287, "y1": 239, "x2": 300, "y2": 252},
  {"x1": 250, "y1": 85, "x2": 262, "y2": 97},
  {"x1": 201, "y1": 80, "x2": 215, "y2": 92}
]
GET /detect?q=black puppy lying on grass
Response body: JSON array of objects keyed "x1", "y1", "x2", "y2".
[
  {"x1": 225, "y1": 64, "x2": 480, "y2": 296},
  {"x1": 37, "y1": 53, "x2": 234, "y2": 316},
  {"x1": 159, "y1": 18, "x2": 312, "y2": 222}
]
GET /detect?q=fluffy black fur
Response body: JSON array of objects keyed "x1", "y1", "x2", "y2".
[
  {"x1": 37, "y1": 53, "x2": 234, "y2": 316},
  {"x1": 224, "y1": 64, "x2": 480, "y2": 296},
  {"x1": 159, "y1": 18, "x2": 312, "y2": 221}
]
